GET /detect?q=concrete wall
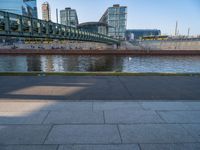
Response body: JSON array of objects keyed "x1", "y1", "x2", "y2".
[{"x1": 140, "y1": 40, "x2": 200, "y2": 50}]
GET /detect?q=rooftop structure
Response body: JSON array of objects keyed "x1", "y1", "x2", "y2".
[
  {"x1": 100, "y1": 4, "x2": 127, "y2": 40},
  {"x1": 0, "y1": 0, "x2": 38, "y2": 18},
  {"x1": 60, "y1": 7, "x2": 79, "y2": 27},
  {"x1": 42, "y1": 2, "x2": 51, "y2": 21},
  {"x1": 78, "y1": 22, "x2": 109, "y2": 35}
]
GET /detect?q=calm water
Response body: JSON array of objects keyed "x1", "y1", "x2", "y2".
[{"x1": 0, "y1": 55, "x2": 200, "y2": 73}]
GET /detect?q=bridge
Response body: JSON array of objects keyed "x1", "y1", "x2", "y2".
[{"x1": 0, "y1": 11, "x2": 119, "y2": 45}]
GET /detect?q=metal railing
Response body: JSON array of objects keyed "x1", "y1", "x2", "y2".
[{"x1": 0, "y1": 11, "x2": 119, "y2": 45}]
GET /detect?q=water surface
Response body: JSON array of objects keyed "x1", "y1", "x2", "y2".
[{"x1": 0, "y1": 55, "x2": 200, "y2": 73}]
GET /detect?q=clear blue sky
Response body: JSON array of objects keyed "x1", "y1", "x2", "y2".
[{"x1": 37, "y1": 0, "x2": 200, "y2": 36}]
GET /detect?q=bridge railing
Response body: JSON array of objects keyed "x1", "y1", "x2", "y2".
[{"x1": 0, "y1": 10, "x2": 119, "y2": 45}]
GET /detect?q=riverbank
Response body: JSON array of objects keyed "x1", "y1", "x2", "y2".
[{"x1": 1, "y1": 49, "x2": 200, "y2": 55}]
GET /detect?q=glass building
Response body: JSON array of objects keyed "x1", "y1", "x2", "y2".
[
  {"x1": 100, "y1": 4, "x2": 127, "y2": 40},
  {"x1": 0, "y1": 0, "x2": 38, "y2": 18},
  {"x1": 125, "y1": 29, "x2": 161, "y2": 41},
  {"x1": 60, "y1": 7, "x2": 79, "y2": 27},
  {"x1": 77, "y1": 22, "x2": 108, "y2": 35}
]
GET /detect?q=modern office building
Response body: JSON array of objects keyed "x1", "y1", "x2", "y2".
[
  {"x1": 0, "y1": 0, "x2": 38, "y2": 18},
  {"x1": 42, "y1": 2, "x2": 51, "y2": 21},
  {"x1": 78, "y1": 22, "x2": 108, "y2": 35},
  {"x1": 60, "y1": 7, "x2": 79, "y2": 27},
  {"x1": 125, "y1": 29, "x2": 161, "y2": 41},
  {"x1": 100, "y1": 4, "x2": 127, "y2": 39}
]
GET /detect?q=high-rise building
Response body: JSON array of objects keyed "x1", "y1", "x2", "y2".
[
  {"x1": 100, "y1": 4, "x2": 127, "y2": 39},
  {"x1": 60, "y1": 7, "x2": 79, "y2": 27},
  {"x1": 0, "y1": 0, "x2": 38, "y2": 18},
  {"x1": 42, "y1": 2, "x2": 51, "y2": 21}
]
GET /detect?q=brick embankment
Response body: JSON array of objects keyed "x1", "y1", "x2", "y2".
[{"x1": 0, "y1": 49, "x2": 200, "y2": 55}]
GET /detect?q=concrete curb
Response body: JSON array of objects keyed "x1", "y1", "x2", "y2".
[{"x1": 0, "y1": 72, "x2": 200, "y2": 76}]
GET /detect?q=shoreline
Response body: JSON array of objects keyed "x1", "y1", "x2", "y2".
[
  {"x1": 1, "y1": 49, "x2": 200, "y2": 55},
  {"x1": 0, "y1": 72, "x2": 200, "y2": 76}
]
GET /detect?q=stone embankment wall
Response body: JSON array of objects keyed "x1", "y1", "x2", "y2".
[
  {"x1": 140, "y1": 40, "x2": 200, "y2": 50},
  {"x1": 0, "y1": 41, "x2": 114, "y2": 50}
]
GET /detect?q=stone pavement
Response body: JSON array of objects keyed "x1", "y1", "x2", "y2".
[
  {"x1": 0, "y1": 76, "x2": 200, "y2": 149},
  {"x1": 0, "y1": 101, "x2": 200, "y2": 150},
  {"x1": 0, "y1": 76, "x2": 200, "y2": 101}
]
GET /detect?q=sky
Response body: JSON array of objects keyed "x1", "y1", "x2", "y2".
[{"x1": 37, "y1": 0, "x2": 200, "y2": 36}]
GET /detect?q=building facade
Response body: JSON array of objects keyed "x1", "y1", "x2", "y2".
[
  {"x1": 125, "y1": 29, "x2": 161, "y2": 41},
  {"x1": 100, "y1": 4, "x2": 127, "y2": 40},
  {"x1": 77, "y1": 22, "x2": 108, "y2": 35},
  {"x1": 42, "y1": 2, "x2": 51, "y2": 21},
  {"x1": 60, "y1": 7, "x2": 79, "y2": 27},
  {"x1": 0, "y1": 0, "x2": 38, "y2": 18}
]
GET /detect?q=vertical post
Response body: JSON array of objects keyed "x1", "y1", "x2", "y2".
[
  {"x1": 5, "y1": 12, "x2": 10, "y2": 34},
  {"x1": 187, "y1": 28, "x2": 190, "y2": 37},
  {"x1": 175, "y1": 21, "x2": 178, "y2": 36},
  {"x1": 56, "y1": 9, "x2": 59, "y2": 24}
]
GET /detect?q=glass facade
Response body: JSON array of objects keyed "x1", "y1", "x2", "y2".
[
  {"x1": 78, "y1": 22, "x2": 108, "y2": 35},
  {"x1": 100, "y1": 4, "x2": 127, "y2": 39},
  {"x1": 0, "y1": 0, "x2": 38, "y2": 18},
  {"x1": 125, "y1": 29, "x2": 161, "y2": 41},
  {"x1": 60, "y1": 8, "x2": 79, "y2": 27}
]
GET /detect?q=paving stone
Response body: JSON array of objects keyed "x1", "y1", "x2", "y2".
[
  {"x1": 182, "y1": 124, "x2": 200, "y2": 142},
  {"x1": 58, "y1": 144, "x2": 140, "y2": 150},
  {"x1": 119, "y1": 124, "x2": 196, "y2": 143},
  {"x1": 0, "y1": 111, "x2": 48, "y2": 124},
  {"x1": 0, "y1": 125, "x2": 51, "y2": 144},
  {"x1": 140, "y1": 143, "x2": 200, "y2": 150},
  {"x1": 142, "y1": 102, "x2": 190, "y2": 110},
  {"x1": 0, "y1": 145, "x2": 58, "y2": 150},
  {"x1": 93, "y1": 102, "x2": 142, "y2": 111},
  {"x1": 44, "y1": 111, "x2": 104, "y2": 124},
  {"x1": 45, "y1": 125, "x2": 121, "y2": 144},
  {"x1": 158, "y1": 111, "x2": 200, "y2": 123},
  {"x1": 42, "y1": 102, "x2": 93, "y2": 111},
  {"x1": 0, "y1": 102, "x2": 49, "y2": 112},
  {"x1": 184, "y1": 102, "x2": 200, "y2": 110},
  {"x1": 105, "y1": 110, "x2": 163, "y2": 123}
]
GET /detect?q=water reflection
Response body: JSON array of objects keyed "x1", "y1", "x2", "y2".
[{"x1": 0, "y1": 55, "x2": 200, "y2": 73}]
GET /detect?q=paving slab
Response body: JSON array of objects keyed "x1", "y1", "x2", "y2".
[
  {"x1": 158, "y1": 111, "x2": 200, "y2": 123},
  {"x1": 45, "y1": 125, "x2": 121, "y2": 144},
  {"x1": 0, "y1": 125, "x2": 51, "y2": 144},
  {"x1": 58, "y1": 144, "x2": 140, "y2": 150},
  {"x1": 119, "y1": 76, "x2": 200, "y2": 100},
  {"x1": 184, "y1": 102, "x2": 200, "y2": 110},
  {"x1": 93, "y1": 102, "x2": 143, "y2": 111},
  {"x1": 141, "y1": 102, "x2": 190, "y2": 110},
  {"x1": 0, "y1": 111, "x2": 48, "y2": 124},
  {"x1": 140, "y1": 143, "x2": 200, "y2": 150},
  {"x1": 0, "y1": 102, "x2": 49, "y2": 112},
  {"x1": 0, "y1": 76, "x2": 200, "y2": 100},
  {"x1": 44, "y1": 111, "x2": 104, "y2": 124},
  {"x1": 0, "y1": 145, "x2": 58, "y2": 150},
  {"x1": 42, "y1": 102, "x2": 93, "y2": 111},
  {"x1": 104, "y1": 110, "x2": 163, "y2": 124},
  {"x1": 182, "y1": 124, "x2": 200, "y2": 142},
  {"x1": 119, "y1": 124, "x2": 197, "y2": 143}
]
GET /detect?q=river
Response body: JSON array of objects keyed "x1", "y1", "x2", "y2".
[{"x1": 0, "y1": 55, "x2": 200, "y2": 73}]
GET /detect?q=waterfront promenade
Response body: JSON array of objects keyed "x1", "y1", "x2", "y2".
[{"x1": 0, "y1": 75, "x2": 200, "y2": 150}]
